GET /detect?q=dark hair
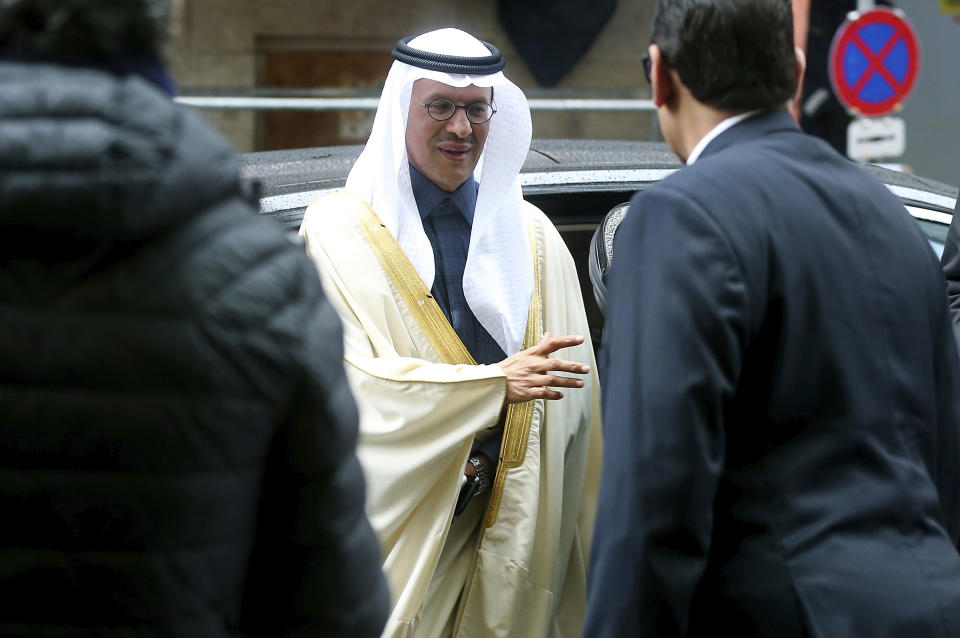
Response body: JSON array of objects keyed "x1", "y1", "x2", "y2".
[
  {"x1": 0, "y1": 0, "x2": 171, "y2": 60},
  {"x1": 652, "y1": 0, "x2": 796, "y2": 111}
]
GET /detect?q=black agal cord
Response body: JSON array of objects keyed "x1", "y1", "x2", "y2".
[{"x1": 392, "y1": 36, "x2": 505, "y2": 75}]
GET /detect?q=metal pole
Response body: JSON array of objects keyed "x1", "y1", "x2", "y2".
[
  {"x1": 175, "y1": 96, "x2": 657, "y2": 112},
  {"x1": 526, "y1": 98, "x2": 655, "y2": 112},
  {"x1": 175, "y1": 96, "x2": 382, "y2": 110}
]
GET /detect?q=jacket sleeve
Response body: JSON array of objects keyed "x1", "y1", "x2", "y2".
[
  {"x1": 241, "y1": 249, "x2": 389, "y2": 638},
  {"x1": 584, "y1": 187, "x2": 748, "y2": 637},
  {"x1": 936, "y1": 196, "x2": 960, "y2": 547},
  {"x1": 940, "y1": 196, "x2": 960, "y2": 347},
  {"x1": 931, "y1": 269, "x2": 960, "y2": 548}
]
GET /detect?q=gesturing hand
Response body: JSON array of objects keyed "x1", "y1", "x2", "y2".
[{"x1": 496, "y1": 333, "x2": 591, "y2": 404}]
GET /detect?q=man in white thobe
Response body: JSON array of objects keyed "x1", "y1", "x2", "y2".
[{"x1": 299, "y1": 28, "x2": 602, "y2": 638}]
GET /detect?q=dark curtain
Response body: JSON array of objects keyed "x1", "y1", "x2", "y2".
[{"x1": 497, "y1": 0, "x2": 617, "y2": 87}]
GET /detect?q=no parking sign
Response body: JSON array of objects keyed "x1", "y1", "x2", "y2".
[{"x1": 828, "y1": 8, "x2": 921, "y2": 117}]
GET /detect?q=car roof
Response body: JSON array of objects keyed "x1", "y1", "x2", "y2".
[
  {"x1": 241, "y1": 140, "x2": 681, "y2": 194},
  {"x1": 240, "y1": 139, "x2": 957, "y2": 230}
]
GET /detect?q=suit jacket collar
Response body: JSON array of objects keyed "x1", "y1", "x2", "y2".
[{"x1": 697, "y1": 108, "x2": 800, "y2": 160}]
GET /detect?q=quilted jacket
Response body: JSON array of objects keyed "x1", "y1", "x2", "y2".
[{"x1": 0, "y1": 60, "x2": 388, "y2": 638}]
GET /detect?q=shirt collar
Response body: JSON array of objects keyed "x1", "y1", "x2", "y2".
[
  {"x1": 686, "y1": 110, "x2": 760, "y2": 165},
  {"x1": 409, "y1": 164, "x2": 478, "y2": 224}
]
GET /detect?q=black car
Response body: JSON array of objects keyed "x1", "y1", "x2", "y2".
[{"x1": 241, "y1": 139, "x2": 958, "y2": 344}]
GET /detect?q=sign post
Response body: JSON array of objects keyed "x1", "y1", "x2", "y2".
[{"x1": 828, "y1": 7, "x2": 920, "y2": 162}]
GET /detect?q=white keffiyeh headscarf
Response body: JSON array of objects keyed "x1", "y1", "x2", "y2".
[{"x1": 345, "y1": 27, "x2": 534, "y2": 357}]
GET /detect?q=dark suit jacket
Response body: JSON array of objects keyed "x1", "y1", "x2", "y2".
[
  {"x1": 586, "y1": 110, "x2": 960, "y2": 638},
  {"x1": 940, "y1": 190, "x2": 960, "y2": 346}
]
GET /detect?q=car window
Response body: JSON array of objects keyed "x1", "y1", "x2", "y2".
[{"x1": 906, "y1": 205, "x2": 951, "y2": 258}]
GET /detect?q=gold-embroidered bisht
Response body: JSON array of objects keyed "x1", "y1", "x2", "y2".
[{"x1": 300, "y1": 189, "x2": 602, "y2": 638}]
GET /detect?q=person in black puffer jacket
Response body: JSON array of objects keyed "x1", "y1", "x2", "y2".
[{"x1": 0, "y1": 1, "x2": 390, "y2": 637}]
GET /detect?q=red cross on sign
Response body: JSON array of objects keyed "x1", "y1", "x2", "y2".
[{"x1": 828, "y1": 8, "x2": 921, "y2": 117}]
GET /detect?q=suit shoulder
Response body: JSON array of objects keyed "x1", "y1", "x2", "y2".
[
  {"x1": 628, "y1": 176, "x2": 713, "y2": 223},
  {"x1": 624, "y1": 177, "x2": 749, "y2": 273}
]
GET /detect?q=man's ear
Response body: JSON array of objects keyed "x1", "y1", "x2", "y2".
[
  {"x1": 650, "y1": 44, "x2": 673, "y2": 108},
  {"x1": 787, "y1": 45, "x2": 807, "y2": 122}
]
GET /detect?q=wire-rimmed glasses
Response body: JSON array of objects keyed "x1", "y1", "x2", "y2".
[{"x1": 416, "y1": 97, "x2": 497, "y2": 124}]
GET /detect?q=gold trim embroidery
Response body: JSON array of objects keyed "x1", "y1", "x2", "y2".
[
  {"x1": 341, "y1": 190, "x2": 476, "y2": 366},
  {"x1": 483, "y1": 214, "x2": 543, "y2": 529},
  {"x1": 335, "y1": 188, "x2": 542, "y2": 532}
]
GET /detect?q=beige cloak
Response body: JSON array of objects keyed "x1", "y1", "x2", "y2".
[{"x1": 300, "y1": 189, "x2": 602, "y2": 638}]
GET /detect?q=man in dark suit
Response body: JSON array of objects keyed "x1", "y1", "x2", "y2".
[{"x1": 585, "y1": 1, "x2": 960, "y2": 636}]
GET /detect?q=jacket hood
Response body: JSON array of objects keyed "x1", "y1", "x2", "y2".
[{"x1": 0, "y1": 61, "x2": 241, "y2": 241}]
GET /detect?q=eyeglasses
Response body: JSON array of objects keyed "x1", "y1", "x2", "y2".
[
  {"x1": 416, "y1": 97, "x2": 497, "y2": 124},
  {"x1": 642, "y1": 54, "x2": 651, "y2": 84}
]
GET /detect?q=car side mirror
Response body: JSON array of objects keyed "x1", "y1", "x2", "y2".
[{"x1": 588, "y1": 201, "x2": 629, "y2": 318}]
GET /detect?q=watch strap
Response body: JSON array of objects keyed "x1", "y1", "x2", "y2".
[
  {"x1": 455, "y1": 474, "x2": 479, "y2": 516},
  {"x1": 468, "y1": 455, "x2": 490, "y2": 496}
]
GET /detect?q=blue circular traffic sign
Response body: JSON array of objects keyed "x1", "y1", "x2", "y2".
[{"x1": 828, "y1": 8, "x2": 920, "y2": 117}]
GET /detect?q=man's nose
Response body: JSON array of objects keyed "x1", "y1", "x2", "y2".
[{"x1": 445, "y1": 107, "x2": 473, "y2": 138}]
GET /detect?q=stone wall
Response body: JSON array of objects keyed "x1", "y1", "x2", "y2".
[{"x1": 168, "y1": 0, "x2": 654, "y2": 152}]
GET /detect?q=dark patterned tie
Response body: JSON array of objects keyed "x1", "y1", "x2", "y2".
[{"x1": 429, "y1": 198, "x2": 505, "y2": 365}]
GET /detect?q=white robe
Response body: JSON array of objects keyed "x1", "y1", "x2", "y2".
[{"x1": 299, "y1": 189, "x2": 602, "y2": 638}]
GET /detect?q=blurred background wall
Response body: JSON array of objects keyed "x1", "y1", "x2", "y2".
[
  {"x1": 895, "y1": 0, "x2": 960, "y2": 185},
  {"x1": 167, "y1": 0, "x2": 654, "y2": 153},
  {"x1": 167, "y1": 0, "x2": 958, "y2": 189}
]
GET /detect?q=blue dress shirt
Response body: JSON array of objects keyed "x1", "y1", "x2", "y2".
[
  {"x1": 410, "y1": 166, "x2": 506, "y2": 365},
  {"x1": 410, "y1": 165, "x2": 505, "y2": 466}
]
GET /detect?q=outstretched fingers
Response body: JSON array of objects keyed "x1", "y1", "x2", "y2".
[
  {"x1": 542, "y1": 372, "x2": 585, "y2": 389},
  {"x1": 540, "y1": 356, "x2": 591, "y2": 375},
  {"x1": 498, "y1": 332, "x2": 592, "y2": 404},
  {"x1": 530, "y1": 332, "x2": 585, "y2": 356},
  {"x1": 534, "y1": 387, "x2": 565, "y2": 401}
]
